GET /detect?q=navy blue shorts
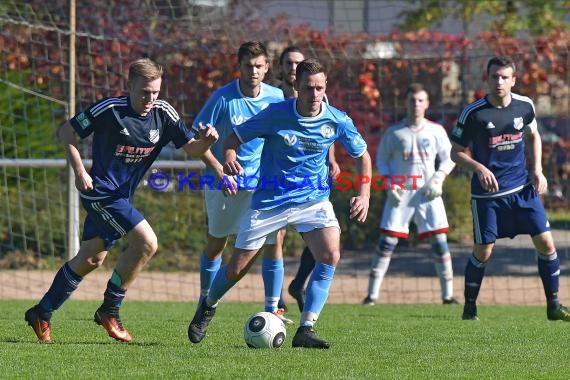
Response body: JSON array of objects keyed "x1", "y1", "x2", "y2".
[
  {"x1": 80, "y1": 196, "x2": 145, "y2": 249},
  {"x1": 471, "y1": 185, "x2": 550, "y2": 244}
]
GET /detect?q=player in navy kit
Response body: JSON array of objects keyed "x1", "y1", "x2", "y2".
[
  {"x1": 188, "y1": 58, "x2": 372, "y2": 348},
  {"x1": 24, "y1": 58, "x2": 218, "y2": 343},
  {"x1": 450, "y1": 56, "x2": 570, "y2": 321}
]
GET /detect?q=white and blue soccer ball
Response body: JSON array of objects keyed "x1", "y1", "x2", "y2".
[{"x1": 243, "y1": 311, "x2": 286, "y2": 348}]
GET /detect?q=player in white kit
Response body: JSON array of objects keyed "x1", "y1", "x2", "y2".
[{"x1": 363, "y1": 83, "x2": 458, "y2": 305}]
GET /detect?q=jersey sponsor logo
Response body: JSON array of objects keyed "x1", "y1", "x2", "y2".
[
  {"x1": 489, "y1": 132, "x2": 523, "y2": 150},
  {"x1": 486, "y1": 122, "x2": 496, "y2": 129},
  {"x1": 149, "y1": 129, "x2": 159, "y2": 144},
  {"x1": 513, "y1": 117, "x2": 524, "y2": 130},
  {"x1": 231, "y1": 115, "x2": 248, "y2": 125},
  {"x1": 352, "y1": 134, "x2": 365, "y2": 146},
  {"x1": 120, "y1": 128, "x2": 130, "y2": 136},
  {"x1": 451, "y1": 126, "x2": 463, "y2": 138},
  {"x1": 320, "y1": 124, "x2": 335, "y2": 138},
  {"x1": 76, "y1": 112, "x2": 91, "y2": 129},
  {"x1": 283, "y1": 134, "x2": 297, "y2": 146},
  {"x1": 115, "y1": 145, "x2": 155, "y2": 164},
  {"x1": 402, "y1": 151, "x2": 430, "y2": 160}
]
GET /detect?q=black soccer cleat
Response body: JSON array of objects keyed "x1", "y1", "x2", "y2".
[
  {"x1": 188, "y1": 299, "x2": 216, "y2": 343},
  {"x1": 443, "y1": 298, "x2": 460, "y2": 305},
  {"x1": 292, "y1": 326, "x2": 330, "y2": 349},
  {"x1": 462, "y1": 302, "x2": 479, "y2": 320},
  {"x1": 547, "y1": 304, "x2": 570, "y2": 321},
  {"x1": 362, "y1": 296, "x2": 376, "y2": 306}
]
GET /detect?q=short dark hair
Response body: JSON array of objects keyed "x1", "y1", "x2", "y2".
[
  {"x1": 279, "y1": 46, "x2": 304, "y2": 66},
  {"x1": 406, "y1": 82, "x2": 428, "y2": 100},
  {"x1": 296, "y1": 58, "x2": 327, "y2": 80},
  {"x1": 237, "y1": 41, "x2": 269, "y2": 63},
  {"x1": 486, "y1": 56, "x2": 516, "y2": 75}
]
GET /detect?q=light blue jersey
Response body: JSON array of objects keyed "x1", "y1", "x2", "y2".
[
  {"x1": 192, "y1": 80, "x2": 284, "y2": 187},
  {"x1": 234, "y1": 98, "x2": 367, "y2": 210}
]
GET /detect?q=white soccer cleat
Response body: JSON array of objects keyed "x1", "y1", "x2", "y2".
[{"x1": 272, "y1": 308, "x2": 294, "y2": 325}]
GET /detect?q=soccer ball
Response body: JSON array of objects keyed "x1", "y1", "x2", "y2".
[{"x1": 243, "y1": 311, "x2": 286, "y2": 348}]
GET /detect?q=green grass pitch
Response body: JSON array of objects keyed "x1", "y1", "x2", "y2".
[{"x1": 2, "y1": 299, "x2": 570, "y2": 379}]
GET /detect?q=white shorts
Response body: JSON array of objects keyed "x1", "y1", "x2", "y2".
[
  {"x1": 203, "y1": 187, "x2": 250, "y2": 238},
  {"x1": 379, "y1": 190, "x2": 449, "y2": 240},
  {"x1": 235, "y1": 200, "x2": 340, "y2": 250}
]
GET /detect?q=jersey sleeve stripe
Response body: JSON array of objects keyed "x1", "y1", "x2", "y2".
[
  {"x1": 154, "y1": 100, "x2": 180, "y2": 122},
  {"x1": 458, "y1": 97, "x2": 486, "y2": 124},
  {"x1": 90, "y1": 97, "x2": 128, "y2": 117}
]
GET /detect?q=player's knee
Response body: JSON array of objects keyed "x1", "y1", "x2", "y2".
[
  {"x1": 532, "y1": 231, "x2": 556, "y2": 255},
  {"x1": 431, "y1": 233, "x2": 449, "y2": 256},
  {"x1": 146, "y1": 233, "x2": 159, "y2": 254},
  {"x1": 84, "y1": 251, "x2": 107, "y2": 270},
  {"x1": 377, "y1": 235, "x2": 398, "y2": 256},
  {"x1": 314, "y1": 249, "x2": 340, "y2": 266}
]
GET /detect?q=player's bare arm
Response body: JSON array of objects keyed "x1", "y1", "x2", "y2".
[
  {"x1": 450, "y1": 141, "x2": 498, "y2": 193},
  {"x1": 525, "y1": 127, "x2": 548, "y2": 195},
  {"x1": 349, "y1": 151, "x2": 372, "y2": 223},
  {"x1": 201, "y1": 149, "x2": 238, "y2": 195},
  {"x1": 222, "y1": 132, "x2": 244, "y2": 176},
  {"x1": 183, "y1": 122, "x2": 219, "y2": 158},
  {"x1": 60, "y1": 121, "x2": 93, "y2": 192}
]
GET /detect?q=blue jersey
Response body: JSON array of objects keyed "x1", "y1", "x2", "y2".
[
  {"x1": 235, "y1": 98, "x2": 368, "y2": 210},
  {"x1": 192, "y1": 80, "x2": 284, "y2": 187},
  {"x1": 70, "y1": 96, "x2": 195, "y2": 199},
  {"x1": 450, "y1": 93, "x2": 537, "y2": 198}
]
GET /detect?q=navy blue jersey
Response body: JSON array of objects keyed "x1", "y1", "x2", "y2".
[
  {"x1": 450, "y1": 93, "x2": 537, "y2": 198},
  {"x1": 70, "y1": 96, "x2": 195, "y2": 199}
]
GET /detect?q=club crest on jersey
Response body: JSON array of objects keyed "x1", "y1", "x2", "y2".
[
  {"x1": 149, "y1": 129, "x2": 160, "y2": 144},
  {"x1": 76, "y1": 112, "x2": 91, "y2": 129},
  {"x1": 513, "y1": 117, "x2": 524, "y2": 130},
  {"x1": 320, "y1": 124, "x2": 335, "y2": 138},
  {"x1": 283, "y1": 134, "x2": 297, "y2": 146},
  {"x1": 421, "y1": 138, "x2": 431, "y2": 148}
]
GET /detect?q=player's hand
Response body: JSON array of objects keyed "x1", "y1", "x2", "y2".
[
  {"x1": 75, "y1": 171, "x2": 93, "y2": 192},
  {"x1": 475, "y1": 166, "x2": 499, "y2": 193},
  {"x1": 329, "y1": 160, "x2": 341, "y2": 178},
  {"x1": 349, "y1": 195, "x2": 369, "y2": 223},
  {"x1": 532, "y1": 170, "x2": 548, "y2": 195},
  {"x1": 219, "y1": 174, "x2": 239, "y2": 196},
  {"x1": 197, "y1": 122, "x2": 218, "y2": 144},
  {"x1": 387, "y1": 188, "x2": 403, "y2": 207},
  {"x1": 223, "y1": 160, "x2": 244, "y2": 177},
  {"x1": 421, "y1": 171, "x2": 445, "y2": 200}
]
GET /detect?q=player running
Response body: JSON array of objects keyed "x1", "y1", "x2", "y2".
[
  {"x1": 188, "y1": 58, "x2": 371, "y2": 348},
  {"x1": 24, "y1": 58, "x2": 218, "y2": 343}
]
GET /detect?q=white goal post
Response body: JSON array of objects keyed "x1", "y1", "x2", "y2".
[{"x1": 0, "y1": 159, "x2": 205, "y2": 260}]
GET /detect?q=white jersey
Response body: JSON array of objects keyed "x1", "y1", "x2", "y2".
[{"x1": 376, "y1": 118, "x2": 455, "y2": 190}]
